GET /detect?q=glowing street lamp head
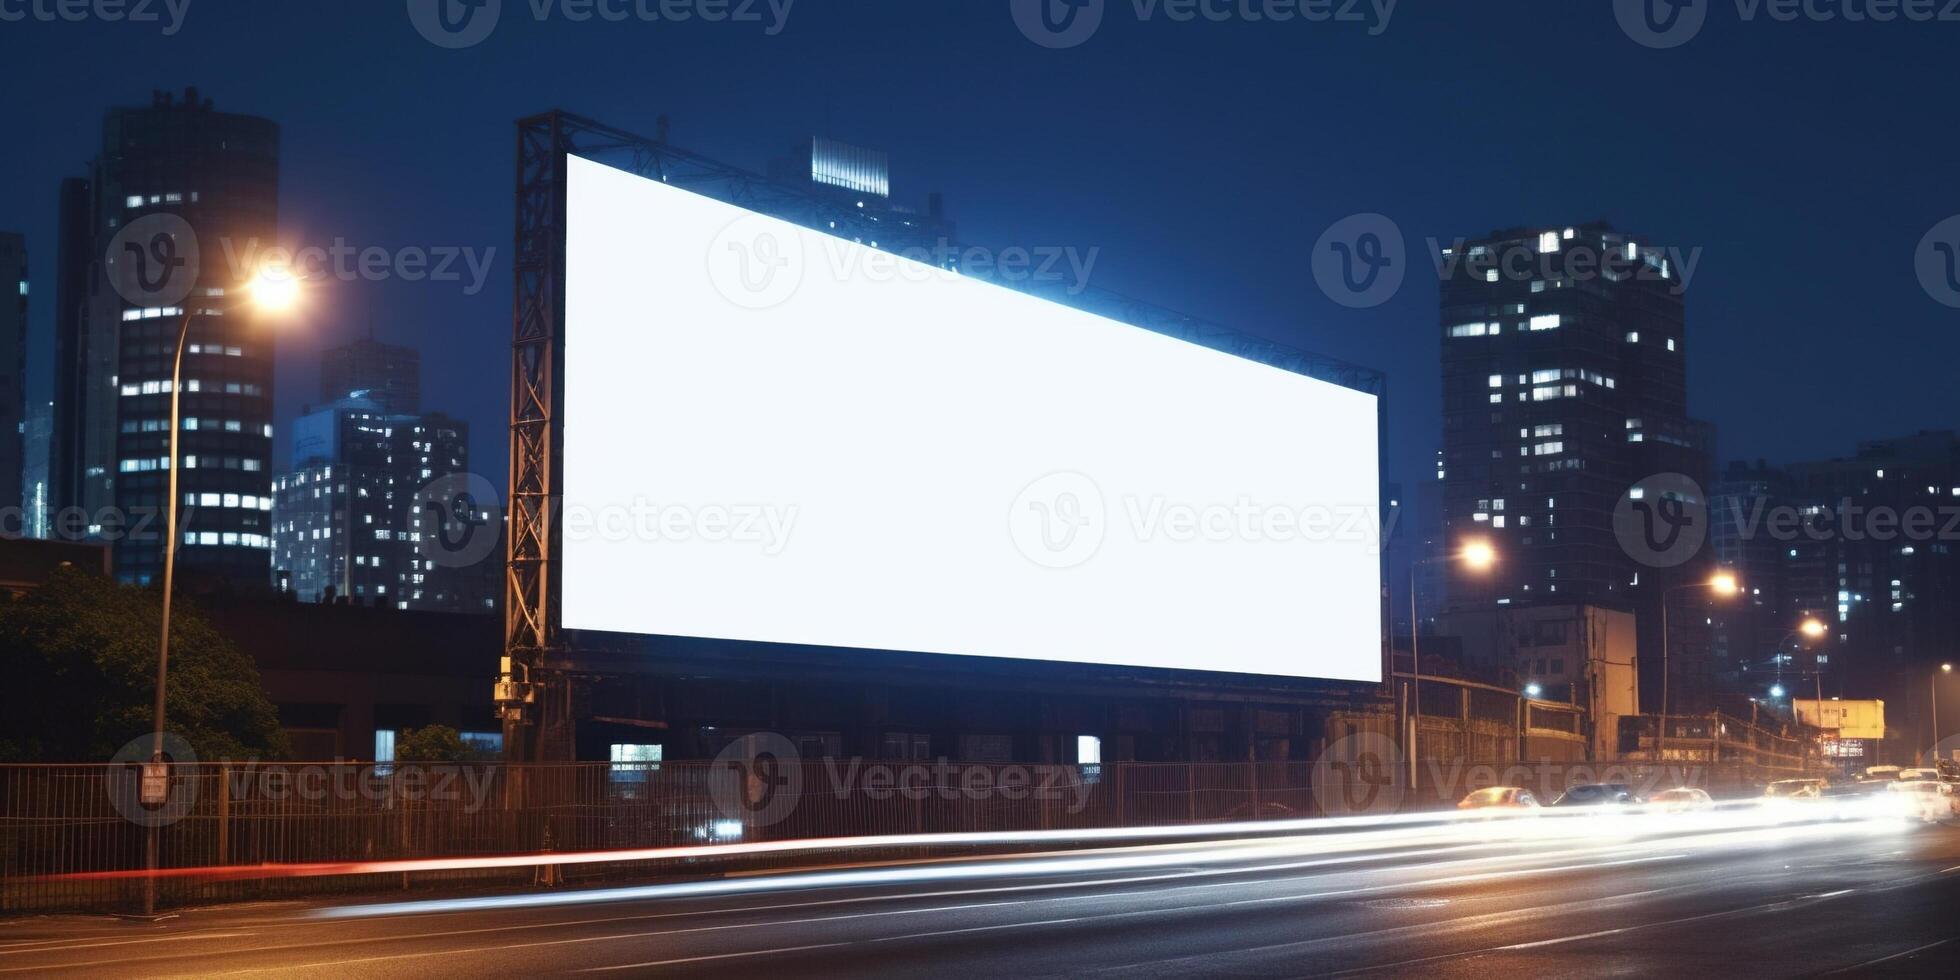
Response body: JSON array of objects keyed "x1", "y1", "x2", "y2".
[
  {"x1": 1769, "y1": 684, "x2": 1786, "y2": 698},
  {"x1": 1524, "y1": 682, "x2": 1543, "y2": 698},
  {"x1": 1709, "y1": 571, "x2": 1740, "y2": 596},
  {"x1": 1460, "y1": 540, "x2": 1496, "y2": 571},
  {"x1": 1944, "y1": 663, "x2": 1954, "y2": 673},
  {"x1": 245, "y1": 265, "x2": 301, "y2": 314},
  {"x1": 1799, "y1": 619, "x2": 1827, "y2": 639}
]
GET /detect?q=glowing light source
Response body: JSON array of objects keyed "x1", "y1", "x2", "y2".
[
  {"x1": 1709, "y1": 572, "x2": 1740, "y2": 596},
  {"x1": 1460, "y1": 540, "x2": 1497, "y2": 570},
  {"x1": 1524, "y1": 683, "x2": 1543, "y2": 698},
  {"x1": 1799, "y1": 619, "x2": 1827, "y2": 639},
  {"x1": 246, "y1": 266, "x2": 301, "y2": 313}
]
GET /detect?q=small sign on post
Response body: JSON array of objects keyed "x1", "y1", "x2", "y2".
[{"x1": 140, "y1": 763, "x2": 169, "y2": 805}]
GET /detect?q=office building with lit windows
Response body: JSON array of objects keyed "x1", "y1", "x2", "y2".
[
  {"x1": 51, "y1": 89, "x2": 281, "y2": 586},
  {"x1": 272, "y1": 393, "x2": 482, "y2": 612},
  {"x1": 1710, "y1": 434, "x2": 1960, "y2": 729},
  {"x1": 1438, "y1": 222, "x2": 1715, "y2": 711}
]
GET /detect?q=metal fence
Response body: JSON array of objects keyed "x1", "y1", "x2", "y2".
[{"x1": 0, "y1": 754, "x2": 1820, "y2": 914}]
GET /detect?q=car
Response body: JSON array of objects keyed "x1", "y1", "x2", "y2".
[
  {"x1": 1764, "y1": 778, "x2": 1826, "y2": 800},
  {"x1": 1457, "y1": 786, "x2": 1541, "y2": 814},
  {"x1": 1821, "y1": 781, "x2": 1893, "y2": 821},
  {"x1": 1549, "y1": 783, "x2": 1641, "y2": 807},
  {"x1": 1896, "y1": 768, "x2": 1942, "y2": 783},
  {"x1": 1648, "y1": 786, "x2": 1714, "y2": 813},
  {"x1": 1887, "y1": 780, "x2": 1960, "y2": 823}
]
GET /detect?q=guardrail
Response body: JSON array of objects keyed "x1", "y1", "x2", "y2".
[{"x1": 0, "y1": 755, "x2": 1823, "y2": 914}]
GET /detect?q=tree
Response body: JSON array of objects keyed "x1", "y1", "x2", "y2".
[
  {"x1": 0, "y1": 566, "x2": 289, "y2": 762},
  {"x1": 394, "y1": 725, "x2": 494, "y2": 763}
]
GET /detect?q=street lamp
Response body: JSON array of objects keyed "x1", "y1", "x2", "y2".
[
  {"x1": 143, "y1": 264, "x2": 300, "y2": 916},
  {"x1": 1524, "y1": 682, "x2": 1543, "y2": 699},
  {"x1": 1657, "y1": 572, "x2": 1742, "y2": 762},
  {"x1": 1406, "y1": 539, "x2": 1497, "y2": 788}
]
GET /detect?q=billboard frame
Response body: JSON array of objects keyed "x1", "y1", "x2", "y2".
[{"x1": 503, "y1": 109, "x2": 1388, "y2": 761}]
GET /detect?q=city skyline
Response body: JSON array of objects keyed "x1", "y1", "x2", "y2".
[{"x1": 0, "y1": 4, "x2": 1956, "y2": 500}]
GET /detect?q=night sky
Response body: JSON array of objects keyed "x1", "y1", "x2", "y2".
[{"x1": 3, "y1": 1, "x2": 1957, "y2": 490}]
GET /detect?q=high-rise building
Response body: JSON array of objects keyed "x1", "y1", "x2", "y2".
[
  {"x1": 21, "y1": 400, "x2": 53, "y2": 539},
  {"x1": 1711, "y1": 433, "x2": 1960, "y2": 726},
  {"x1": 272, "y1": 388, "x2": 487, "y2": 613},
  {"x1": 51, "y1": 88, "x2": 281, "y2": 586},
  {"x1": 320, "y1": 337, "x2": 420, "y2": 414},
  {"x1": 0, "y1": 233, "x2": 24, "y2": 528},
  {"x1": 1438, "y1": 223, "x2": 1715, "y2": 710}
]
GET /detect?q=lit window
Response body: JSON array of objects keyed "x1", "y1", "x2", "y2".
[
  {"x1": 1626, "y1": 331, "x2": 1639, "y2": 343},
  {"x1": 1538, "y1": 231, "x2": 1560, "y2": 252},
  {"x1": 1449, "y1": 322, "x2": 1490, "y2": 338},
  {"x1": 1488, "y1": 374, "x2": 1504, "y2": 388},
  {"x1": 1528, "y1": 314, "x2": 1562, "y2": 331}
]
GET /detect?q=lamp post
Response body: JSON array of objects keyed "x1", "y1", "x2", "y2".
[
  {"x1": 1405, "y1": 540, "x2": 1495, "y2": 790},
  {"x1": 142, "y1": 269, "x2": 298, "y2": 917},
  {"x1": 1657, "y1": 571, "x2": 1740, "y2": 763}
]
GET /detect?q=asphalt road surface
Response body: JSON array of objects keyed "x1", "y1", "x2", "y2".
[{"x1": 4, "y1": 812, "x2": 1958, "y2": 978}]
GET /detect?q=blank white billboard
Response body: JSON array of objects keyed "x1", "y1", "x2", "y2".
[{"x1": 561, "y1": 154, "x2": 1383, "y2": 682}]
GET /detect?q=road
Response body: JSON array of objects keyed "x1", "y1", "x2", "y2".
[{"x1": 4, "y1": 811, "x2": 1958, "y2": 978}]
